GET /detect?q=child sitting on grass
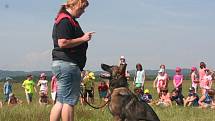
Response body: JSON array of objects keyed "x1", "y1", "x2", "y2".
[
  {"x1": 156, "y1": 88, "x2": 172, "y2": 107},
  {"x1": 184, "y1": 87, "x2": 199, "y2": 107},
  {"x1": 39, "y1": 92, "x2": 50, "y2": 106},
  {"x1": 135, "y1": 88, "x2": 152, "y2": 104},
  {"x1": 198, "y1": 88, "x2": 215, "y2": 109},
  {"x1": 170, "y1": 88, "x2": 184, "y2": 106},
  {"x1": 141, "y1": 89, "x2": 153, "y2": 104},
  {"x1": 8, "y1": 93, "x2": 22, "y2": 106}
]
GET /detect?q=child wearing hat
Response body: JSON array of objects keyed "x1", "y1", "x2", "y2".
[
  {"x1": 3, "y1": 77, "x2": 13, "y2": 102},
  {"x1": 173, "y1": 67, "x2": 184, "y2": 95},
  {"x1": 37, "y1": 73, "x2": 48, "y2": 95},
  {"x1": 83, "y1": 72, "x2": 95, "y2": 103},
  {"x1": 142, "y1": 89, "x2": 153, "y2": 104},
  {"x1": 170, "y1": 88, "x2": 185, "y2": 106},
  {"x1": 153, "y1": 68, "x2": 167, "y2": 97},
  {"x1": 184, "y1": 87, "x2": 199, "y2": 107}
]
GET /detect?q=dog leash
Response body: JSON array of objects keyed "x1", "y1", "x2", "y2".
[{"x1": 80, "y1": 91, "x2": 110, "y2": 109}]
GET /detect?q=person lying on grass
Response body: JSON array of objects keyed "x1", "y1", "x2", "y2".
[
  {"x1": 198, "y1": 88, "x2": 215, "y2": 109},
  {"x1": 8, "y1": 93, "x2": 22, "y2": 106},
  {"x1": 156, "y1": 88, "x2": 172, "y2": 107},
  {"x1": 184, "y1": 87, "x2": 199, "y2": 107},
  {"x1": 170, "y1": 88, "x2": 184, "y2": 106}
]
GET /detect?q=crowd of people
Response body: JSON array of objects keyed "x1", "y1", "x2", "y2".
[
  {"x1": 0, "y1": 58, "x2": 214, "y2": 110},
  {"x1": 0, "y1": 55, "x2": 214, "y2": 121},
  {"x1": 77, "y1": 56, "x2": 215, "y2": 110},
  {"x1": 133, "y1": 61, "x2": 215, "y2": 109},
  {"x1": 0, "y1": 73, "x2": 58, "y2": 107}
]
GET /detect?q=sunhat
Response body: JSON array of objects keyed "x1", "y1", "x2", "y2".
[
  {"x1": 88, "y1": 72, "x2": 95, "y2": 80},
  {"x1": 144, "y1": 89, "x2": 150, "y2": 94},
  {"x1": 158, "y1": 69, "x2": 164, "y2": 73},
  {"x1": 120, "y1": 56, "x2": 125, "y2": 59},
  {"x1": 40, "y1": 73, "x2": 46, "y2": 77}
]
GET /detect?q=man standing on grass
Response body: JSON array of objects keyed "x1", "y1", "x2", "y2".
[{"x1": 22, "y1": 74, "x2": 37, "y2": 104}]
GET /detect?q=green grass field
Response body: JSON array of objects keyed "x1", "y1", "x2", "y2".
[{"x1": 0, "y1": 80, "x2": 215, "y2": 121}]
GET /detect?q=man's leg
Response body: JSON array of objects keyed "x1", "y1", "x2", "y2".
[
  {"x1": 50, "y1": 102, "x2": 63, "y2": 121},
  {"x1": 61, "y1": 104, "x2": 74, "y2": 121}
]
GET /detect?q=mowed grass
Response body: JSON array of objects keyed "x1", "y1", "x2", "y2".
[{"x1": 0, "y1": 80, "x2": 215, "y2": 121}]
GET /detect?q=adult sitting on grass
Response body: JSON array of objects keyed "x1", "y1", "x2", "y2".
[
  {"x1": 184, "y1": 87, "x2": 199, "y2": 107},
  {"x1": 198, "y1": 88, "x2": 215, "y2": 109},
  {"x1": 156, "y1": 88, "x2": 172, "y2": 107},
  {"x1": 170, "y1": 88, "x2": 184, "y2": 106},
  {"x1": 8, "y1": 93, "x2": 22, "y2": 106}
]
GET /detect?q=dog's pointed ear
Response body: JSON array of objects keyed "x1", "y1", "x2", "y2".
[
  {"x1": 119, "y1": 64, "x2": 127, "y2": 75},
  {"x1": 101, "y1": 64, "x2": 112, "y2": 73}
]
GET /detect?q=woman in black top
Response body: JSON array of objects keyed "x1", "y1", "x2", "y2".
[{"x1": 50, "y1": 0, "x2": 94, "y2": 121}]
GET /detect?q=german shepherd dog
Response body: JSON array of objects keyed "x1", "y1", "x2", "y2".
[{"x1": 101, "y1": 64, "x2": 160, "y2": 121}]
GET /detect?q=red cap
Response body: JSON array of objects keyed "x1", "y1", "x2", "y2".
[{"x1": 191, "y1": 67, "x2": 197, "y2": 71}]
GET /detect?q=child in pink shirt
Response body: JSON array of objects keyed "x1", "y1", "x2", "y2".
[
  {"x1": 156, "y1": 88, "x2": 172, "y2": 107},
  {"x1": 199, "y1": 62, "x2": 206, "y2": 88},
  {"x1": 201, "y1": 69, "x2": 213, "y2": 95},
  {"x1": 173, "y1": 67, "x2": 183, "y2": 94}
]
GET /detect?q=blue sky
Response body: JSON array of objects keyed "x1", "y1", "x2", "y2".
[{"x1": 0, "y1": 0, "x2": 214, "y2": 71}]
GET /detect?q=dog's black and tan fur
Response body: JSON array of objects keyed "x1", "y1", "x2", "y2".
[{"x1": 101, "y1": 64, "x2": 160, "y2": 121}]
